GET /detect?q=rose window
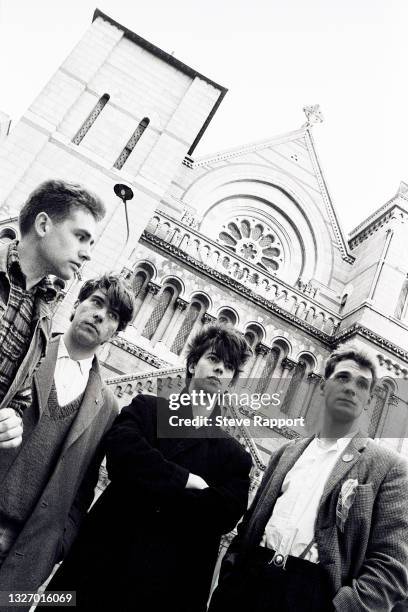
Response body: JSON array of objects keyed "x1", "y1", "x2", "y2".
[{"x1": 218, "y1": 217, "x2": 282, "y2": 272}]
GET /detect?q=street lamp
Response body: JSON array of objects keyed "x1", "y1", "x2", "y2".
[{"x1": 114, "y1": 183, "x2": 134, "y2": 245}]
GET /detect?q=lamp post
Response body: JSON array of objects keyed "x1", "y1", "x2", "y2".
[{"x1": 114, "y1": 183, "x2": 134, "y2": 246}]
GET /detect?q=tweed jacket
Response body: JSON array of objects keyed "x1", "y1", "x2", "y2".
[
  {"x1": 0, "y1": 335, "x2": 119, "y2": 604},
  {"x1": 222, "y1": 434, "x2": 408, "y2": 612},
  {"x1": 0, "y1": 242, "x2": 55, "y2": 411}
]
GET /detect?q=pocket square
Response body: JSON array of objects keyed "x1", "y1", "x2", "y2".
[{"x1": 336, "y1": 478, "x2": 358, "y2": 532}]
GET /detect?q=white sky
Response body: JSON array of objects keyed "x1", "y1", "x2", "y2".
[{"x1": 0, "y1": 0, "x2": 407, "y2": 233}]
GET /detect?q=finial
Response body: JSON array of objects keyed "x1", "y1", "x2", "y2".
[{"x1": 302, "y1": 104, "x2": 324, "y2": 128}]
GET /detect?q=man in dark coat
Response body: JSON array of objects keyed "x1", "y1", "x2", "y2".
[
  {"x1": 46, "y1": 323, "x2": 253, "y2": 611},
  {"x1": 209, "y1": 347, "x2": 408, "y2": 612},
  {"x1": 0, "y1": 274, "x2": 135, "y2": 608}
]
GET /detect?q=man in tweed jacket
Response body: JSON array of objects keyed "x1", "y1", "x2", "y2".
[{"x1": 209, "y1": 347, "x2": 408, "y2": 612}]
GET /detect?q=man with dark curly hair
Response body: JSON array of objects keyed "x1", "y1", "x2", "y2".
[
  {"x1": 0, "y1": 274, "x2": 135, "y2": 598},
  {"x1": 45, "y1": 323, "x2": 253, "y2": 611}
]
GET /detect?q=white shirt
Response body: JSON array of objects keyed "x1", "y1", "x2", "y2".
[
  {"x1": 261, "y1": 436, "x2": 353, "y2": 563},
  {"x1": 54, "y1": 338, "x2": 93, "y2": 406}
]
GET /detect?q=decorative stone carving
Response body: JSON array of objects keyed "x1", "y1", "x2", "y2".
[
  {"x1": 217, "y1": 216, "x2": 283, "y2": 273},
  {"x1": 302, "y1": 104, "x2": 324, "y2": 128},
  {"x1": 255, "y1": 343, "x2": 270, "y2": 357},
  {"x1": 296, "y1": 277, "x2": 318, "y2": 298},
  {"x1": 281, "y1": 357, "x2": 297, "y2": 371},
  {"x1": 175, "y1": 298, "x2": 188, "y2": 311},
  {"x1": 181, "y1": 209, "x2": 199, "y2": 229},
  {"x1": 146, "y1": 282, "x2": 160, "y2": 295}
]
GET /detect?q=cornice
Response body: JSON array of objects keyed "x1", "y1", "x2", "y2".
[
  {"x1": 334, "y1": 323, "x2": 408, "y2": 364},
  {"x1": 349, "y1": 204, "x2": 408, "y2": 249},
  {"x1": 146, "y1": 209, "x2": 340, "y2": 317},
  {"x1": 105, "y1": 365, "x2": 183, "y2": 386},
  {"x1": 184, "y1": 128, "x2": 308, "y2": 168},
  {"x1": 110, "y1": 337, "x2": 170, "y2": 369}
]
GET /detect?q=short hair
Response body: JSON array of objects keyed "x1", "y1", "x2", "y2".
[
  {"x1": 186, "y1": 323, "x2": 252, "y2": 385},
  {"x1": 76, "y1": 274, "x2": 135, "y2": 332},
  {"x1": 19, "y1": 180, "x2": 105, "y2": 236},
  {"x1": 324, "y1": 346, "x2": 378, "y2": 391}
]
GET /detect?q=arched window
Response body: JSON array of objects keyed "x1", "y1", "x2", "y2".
[
  {"x1": 217, "y1": 308, "x2": 237, "y2": 327},
  {"x1": 368, "y1": 379, "x2": 395, "y2": 438},
  {"x1": 72, "y1": 94, "x2": 110, "y2": 145},
  {"x1": 142, "y1": 286, "x2": 174, "y2": 340},
  {"x1": 170, "y1": 295, "x2": 210, "y2": 355},
  {"x1": 133, "y1": 271, "x2": 147, "y2": 298},
  {"x1": 131, "y1": 263, "x2": 155, "y2": 321},
  {"x1": 254, "y1": 347, "x2": 279, "y2": 394},
  {"x1": 339, "y1": 294, "x2": 348, "y2": 314},
  {"x1": 114, "y1": 117, "x2": 150, "y2": 170},
  {"x1": 395, "y1": 275, "x2": 408, "y2": 319},
  {"x1": 244, "y1": 323, "x2": 264, "y2": 349}
]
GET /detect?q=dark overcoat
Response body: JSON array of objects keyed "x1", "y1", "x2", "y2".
[
  {"x1": 46, "y1": 393, "x2": 252, "y2": 612},
  {"x1": 0, "y1": 336, "x2": 118, "y2": 608}
]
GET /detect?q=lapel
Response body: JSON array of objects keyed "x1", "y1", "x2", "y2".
[
  {"x1": 256, "y1": 437, "x2": 313, "y2": 516},
  {"x1": 319, "y1": 433, "x2": 368, "y2": 508},
  {"x1": 60, "y1": 358, "x2": 104, "y2": 454},
  {"x1": 160, "y1": 389, "x2": 222, "y2": 460},
  {"x1": 33, "y1": 335, "x2": 60, "y2": 417}
]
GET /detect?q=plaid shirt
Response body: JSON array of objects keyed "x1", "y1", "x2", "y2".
[{"x1": 0, "y1": 240, "x2": 56, "y2": 416}]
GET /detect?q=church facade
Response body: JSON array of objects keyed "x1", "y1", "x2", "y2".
[{"x1": 1, "y1": 10, "x2": 408, "y2": 472}]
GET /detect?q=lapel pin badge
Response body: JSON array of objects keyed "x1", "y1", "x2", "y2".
[{"x1": 342, "y1": 453, "x2": 354, "y2": 462}]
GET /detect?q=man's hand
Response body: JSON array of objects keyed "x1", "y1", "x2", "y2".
[
  {"x1": 0, "y1": 409, "x2": 23, "y2": 449},
  {"x1": 186, "y1": 473, "x2": 209, "y2": 490}
]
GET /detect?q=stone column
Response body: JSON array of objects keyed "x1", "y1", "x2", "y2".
[
  {"x1": 248, "y1": 344, "x2": 270, "y2": 390},
  {"x1": 161, "y1": 298, "x2": 188, "y2": 346},
  {"x1": 301, "y1": 373, "x2": 322, "y2": 417},
  {"x1": 274, "y1": 358, "x2": 297, "y2": 409},
  {"x1": 132, "y1": 282, "x2": 160, "y2": 331}
]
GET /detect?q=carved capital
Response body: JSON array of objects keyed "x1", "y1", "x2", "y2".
[
  {"x1": 281, "y1": 357, "x2": 297, "y2": 371},
  {"x1": 255, "y1": 343, "x2": 270, "y2": 357},
  {"x1": 388, "y1": 393, "x2": 399, "y2": 407},
  {"x1": 202, "y1": 313, "x2": 215, "y2": 324},
  {"x1": 175, "y1": 298, "x2": 188, "y2": 312},
  {"x1": 147, "y1": 282, "x2": 160, "y2": 295},
  {"x1": 120, "y1": 266, "x2": 133, "y2": 280},
  {"x1": 307, "y1": 372, "x2": 322, "y2": 384}
]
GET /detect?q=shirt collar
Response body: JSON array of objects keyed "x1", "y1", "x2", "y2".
[
  {"x1": 58, "y1": 337, "x2": 94, "y2": 376},
  {"x1": 315, "y1": 434, "x2": 355, "y2": 453},
  {"x1": 7, "y1": 240, "x2": 57, "y2": 302}
]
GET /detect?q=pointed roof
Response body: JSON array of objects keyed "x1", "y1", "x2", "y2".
[
  {"x1": 349, "y1": 181, "x2": 408, "y2": 245},
  {"x1": 184, "y1": 109, "x2": 354, "y2": 263}
]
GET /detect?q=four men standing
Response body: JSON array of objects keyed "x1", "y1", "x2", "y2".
[{"x1": 0, "y1": 179, "x2": 407, "y2": 611}]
